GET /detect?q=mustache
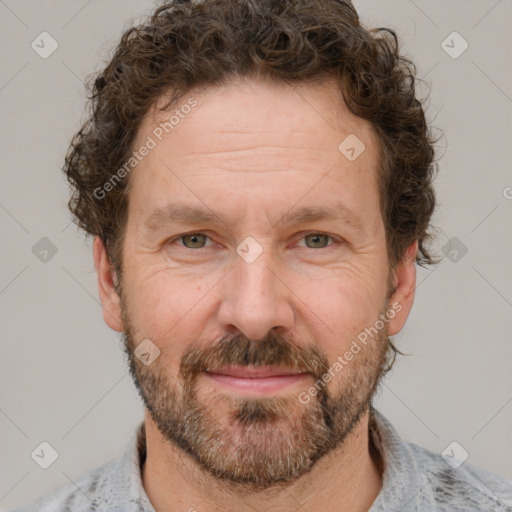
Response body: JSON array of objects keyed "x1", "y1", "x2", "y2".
[{"x1": 180, "y1": 332, "x2": 330, "y2": 382}]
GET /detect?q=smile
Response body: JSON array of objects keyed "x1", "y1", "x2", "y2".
[{"x1": 203, "y1": 366, "x2": 310, "y2": 395}]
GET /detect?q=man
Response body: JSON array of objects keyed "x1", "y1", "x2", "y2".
[{"x1": 11, "y1": 0, "x2": 512, "y2": 511}]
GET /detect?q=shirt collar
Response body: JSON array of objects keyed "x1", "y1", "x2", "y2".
[
  {"x1": 368, "y1": 406, "x2": 425, "y2": 510},
  {"x1": 109, "y1": 421, "x2": 155, "y2": 512}
]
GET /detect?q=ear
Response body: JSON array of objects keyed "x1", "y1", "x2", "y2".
[
  {"x1": 387, "y1": 240, "x2": 418, "y2": 336},
  {"x1": 93, "y1": 236, "x2": 124, "y2": 332}
]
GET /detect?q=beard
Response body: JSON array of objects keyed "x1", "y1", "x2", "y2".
[{"x1": 118, "y1": 285, "x2": 392, "y2": 492}]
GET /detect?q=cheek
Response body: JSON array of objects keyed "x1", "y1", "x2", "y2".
[
  {"x1": 297, "y1": 272, "x2": 383, "y2": 357},
  {"x1": 124, "y1": 272, "x2": 207, "y2": 359}
]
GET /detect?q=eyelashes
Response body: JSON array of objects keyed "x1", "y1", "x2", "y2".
[{"x1": 168, "y1": 231, "x2": 343, "y2": 251}]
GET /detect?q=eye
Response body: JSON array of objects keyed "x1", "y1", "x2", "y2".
[
  {"x1": 167, "y1": 232, "x2": 340, "y2": 251},
  {"x1": 297, "y1": 232, "x2": 337, "y2": 249},
  {"x1": 172, "y1": 233, "x2": 212, "y2": 249}
]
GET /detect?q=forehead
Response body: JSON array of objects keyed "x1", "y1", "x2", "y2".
[
  {"x1": 137, "y1": 75, "x2": 379, "y2": 158},
  {"x1": 126, "y1": 75, "x2": 382, "y2": 228}
]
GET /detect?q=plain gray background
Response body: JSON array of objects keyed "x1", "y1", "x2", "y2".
[{"x1": 1, "y1": 0, "x2": 511, "y2": 509}]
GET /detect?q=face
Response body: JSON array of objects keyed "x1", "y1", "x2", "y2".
[{"x1": 95, "y1": 75, "x2": 417, "y2": 490}]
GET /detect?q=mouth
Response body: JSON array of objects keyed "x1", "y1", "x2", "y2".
[{"x1": 203, "y1": 366, "x2": 310, "y2": 395}]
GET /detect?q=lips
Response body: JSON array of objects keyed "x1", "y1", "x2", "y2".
[
  {"x1": 203, "y1": 366, "x2": 310, "y2": 395},
  {"x1": 205, "y1": 366, "x2": 308, "y2": 378}
]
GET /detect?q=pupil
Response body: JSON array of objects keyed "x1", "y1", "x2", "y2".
[
  {"x1": 185, "y1": 234, "x2": 204, "y2": 247},
  {"x1": 308, "y1": 234, "x2": 326, "y2": 248}
]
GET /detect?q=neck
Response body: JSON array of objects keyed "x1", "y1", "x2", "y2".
[{"x1": 141, "y1": 408, "x2": 383, "y2": 512}]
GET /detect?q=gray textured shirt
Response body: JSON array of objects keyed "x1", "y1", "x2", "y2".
[{"x1": 10, "y1": 408, "x2": 512, "y2": 511}]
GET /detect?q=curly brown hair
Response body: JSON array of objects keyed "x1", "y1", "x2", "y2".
[{"x1": 64, "y1": 0, "x2": 440, "y2": 279}]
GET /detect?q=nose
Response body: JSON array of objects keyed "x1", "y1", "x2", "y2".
[{"x1": 216, "y1": 245, "x2": 295, "y2": 340}]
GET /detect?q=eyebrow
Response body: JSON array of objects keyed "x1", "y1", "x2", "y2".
[{"x1": 143, "y1": 202, "x2": 365, "y2": 233}]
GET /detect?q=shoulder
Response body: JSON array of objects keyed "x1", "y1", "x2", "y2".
[
  {"x1": 8, "y1": 459, "x2": 118, "y2": 512},
  {"x1": 406, "y1": 441, "x2": 512, "y2": 511},
  {"x1": 370, "y1": 408, "x2": 512, "y2": 511}
]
